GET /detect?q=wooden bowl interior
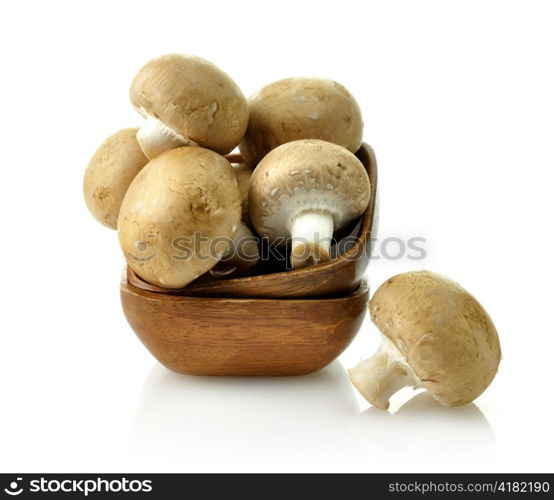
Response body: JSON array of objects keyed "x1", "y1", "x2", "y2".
[{"x1": 127, "y1": 143, "x2": 377, "y2": 298}]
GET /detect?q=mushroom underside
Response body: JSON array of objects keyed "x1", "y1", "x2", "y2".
[
  {"x1": 348, "y1": 336, "x2": 421, "y2": 410},
  {"x1": 136, "y1": 114, "x2": 198, "y2": 159}
]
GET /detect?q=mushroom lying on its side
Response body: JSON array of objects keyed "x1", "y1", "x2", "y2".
[
  {"x1": 83, "y1": 128, "x2": 148, "y2": 229},
  {"x1": 130, "y1": 54, "x2": 248, "y2": 159},
  {"x1": 249, "y1": 139, "x2": 370, "y2": 268},
  {"x1": 239, "y1": 77, "x2": 363, "y2": 166},
  {"x1": 349, "y1": 271, "x2": 501, "y2": 410},
  {"x1": 118, "y1": 147, "x2": 242, "y2": 289}
]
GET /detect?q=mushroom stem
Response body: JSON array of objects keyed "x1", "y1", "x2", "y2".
[
  {"x1": 209, "y1": 263, "x2": 238, "y2": 278},
  {"x1": 348, "y1": 339, "x2": 419, "y2": 410},
  {"x1": 223, "y1": 222, "x2": 260, "y2": 269},
  {"x1": 136, "y1": 116, "x2": 196, "y2": 159},
  {"x1": 290, "y1": 212, "x2": 333, "y2": 268}
]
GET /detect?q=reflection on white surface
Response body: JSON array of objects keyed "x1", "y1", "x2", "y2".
[
  {"x1": 127, "y1": 362, "x2": 495, "y2": 471},
  {"x1": 354, "y1": 392, "x2": 496, "y2": 469},
  {"x1": 127, "y1": 362, "x2": 364, "y2": 470}
]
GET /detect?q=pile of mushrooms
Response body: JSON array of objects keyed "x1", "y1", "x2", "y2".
[
  {"x1": 84, "y1": 53, "x2": 501, "y2": 409},
  {"x1": 84, "y1": 53, "x2": 369, "y2": 288}
]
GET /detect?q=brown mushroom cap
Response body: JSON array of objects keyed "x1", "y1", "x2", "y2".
[
  {"x1": 83, "y1": 128, "x2": 148, "y2": 229},
  {"x1": 130, "y1": 54, "x2": 248, "y2": 156},
  {"x1": 214, "y1": 163, "x2": 259, "y2": 271},
  {"x1": 239, "y1": 77, "x2": 363, "y2": 166},
  {"x1": 249, "y1": 139, "x2": 370, "y2": 243},
  {"x1": 117, "y1": 147, "x2": 241, "y2": 289},
  {"x1": 369, "y1": 271, "x2": 501, "y2": 406},
  {"x1": 232, "y1": 162, "x2": 253, "y2": 222}
]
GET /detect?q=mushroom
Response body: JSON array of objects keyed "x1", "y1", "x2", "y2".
[
  {"x1": 83, "y1": 128, "x2": 148, "y2": 229},
  {"x1": 218, "y1": 217, "x2": 260, "y2": 271},
  {"x1": 118, "y1": 146, "x2": 242, "y2": 289},
  {"x1": 210, "y1": 162, "x2": 259, "y2": 276},
  {"x1": 248, "y1": 139, "x2": 370, "y2": 268},
  {"x1": 239, "y1": 77, "x2": 363, "y2": 166},
  {"x1": 232, "y1": 162, "x2": 253, "y2": 221},
  {"x1": 130, "y1": 54, "x2": 248, "y2": 159},
  {"x1": 349, "y1": 271, "x2": 502, "y2": 410}
]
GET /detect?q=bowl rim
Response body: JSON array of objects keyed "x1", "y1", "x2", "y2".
[{"x1": 122, "y1": 274, "x2": 369, "y2": 303}]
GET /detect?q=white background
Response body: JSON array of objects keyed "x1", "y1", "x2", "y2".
[{"x1": 0, "y1": 0, "x2": 553, "y2": 473}]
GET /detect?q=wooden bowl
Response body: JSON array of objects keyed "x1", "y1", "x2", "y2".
[
  {"x1": 121, "y1": 276, "x2": 369, "y2": 376},
  {"x1": 127, "y1": 143, "x2": 378, "y2": 299}
]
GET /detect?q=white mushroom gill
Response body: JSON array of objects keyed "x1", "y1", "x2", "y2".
[
  {"x1": 258, "y1": 188, "x2": 359, "y2": 269},
  {"x1": 136, "y1": 115, "x2": 198, "y2": 159},
  {"x1": 348, "y1": 336, "x2": 421, "y2": 410}
]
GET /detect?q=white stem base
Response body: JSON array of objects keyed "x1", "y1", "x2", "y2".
[
  {"x1": 223, "y1": 222, "x2": 260, "y2": 269},
  {"x1": 136, "y1": 116, "x2": 196, "y2": 159},
  {"x1": 208, "y1": 263, "x2": 238, "y2": 278},
  {"x1": 290, "y1": 212, "x2": 334, "y2": 268},
  {"x1": 348, "y1": 338, "x2": 420, "y2": 410}
]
